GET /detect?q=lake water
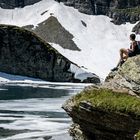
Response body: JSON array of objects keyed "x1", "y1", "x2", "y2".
[{"x1": 0, "y1": 84, "x2": 86, "y2": 140}]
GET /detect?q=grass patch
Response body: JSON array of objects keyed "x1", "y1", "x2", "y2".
[
  {"x1": 74, "y1": 88, "x2": 140, "y2": 116},
  {"x1": 112, "y1": 7, "x2": 140, "y2": 15}
]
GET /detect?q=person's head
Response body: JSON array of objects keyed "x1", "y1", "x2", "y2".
[{"x1": 130, "y1": 34, "x2": 136, "y2": 41}]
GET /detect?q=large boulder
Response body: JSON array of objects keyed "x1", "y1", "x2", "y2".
[
  {"x1": 105, "y1": 55, "x2": 140, "y2": 95},
  {"x1": 63, "y1": 86, "x2": 140, "y2": 140},
  {"x1": 0, "y1": 24, "x2": 100, "y2": 83}
]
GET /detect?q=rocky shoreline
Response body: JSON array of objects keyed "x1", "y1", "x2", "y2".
[{"x1": 63, "y1": 55, "x2": 140, "y2": 140}]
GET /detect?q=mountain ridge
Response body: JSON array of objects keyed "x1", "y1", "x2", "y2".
[{"x1": 1, "y1": 0, "x2": 140, "y2": 25}]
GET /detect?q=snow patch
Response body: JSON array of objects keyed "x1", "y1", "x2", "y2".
[{"x1": 69, "y1": 64, "x2": 97, "y2": 82}]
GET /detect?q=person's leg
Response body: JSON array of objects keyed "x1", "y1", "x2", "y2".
[
  {"x1": 115, "y1": 49, "x2": 128, "y2": 67},
  {"x1": 111, "y1": 48, "x2": 128, "y2": 71},
  {"x1": 116, "y1": 55, "x2": 128, "y2": 67},
  {"x1": 120, "y1": 48, "x2": 128, "y2": 60}
]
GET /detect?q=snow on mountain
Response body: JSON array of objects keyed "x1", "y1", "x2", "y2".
[{"x1": 0, "y1": 0, "x2": 138, "y2": 79}]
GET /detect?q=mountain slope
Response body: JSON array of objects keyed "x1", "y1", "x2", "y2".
[{"x1": 0, "y1": 0, "x2": 138, "y2": 79}]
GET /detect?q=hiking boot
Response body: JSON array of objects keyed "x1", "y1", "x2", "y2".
[{"x1": 111, "y1": 67, "x2": 118, "y2": 71}]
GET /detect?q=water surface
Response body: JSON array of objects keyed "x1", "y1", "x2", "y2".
[{"x1": 0, "y1": 84, "x2": 85, "y2": 140}]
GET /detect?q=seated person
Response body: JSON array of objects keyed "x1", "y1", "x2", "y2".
[{"x1": 112, "y1": 34, "x2": 139, "y2": 71}]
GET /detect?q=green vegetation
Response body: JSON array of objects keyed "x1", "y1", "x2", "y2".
[
  {"x1": 74, "y1": 88, "x2": 140, "y2": 116},
  {"x1": 112, "y1": 7, "x2": 140, "y2": 15},
  {"x1": 136, "y1": 131, "x2": 140, "y2": 140}
]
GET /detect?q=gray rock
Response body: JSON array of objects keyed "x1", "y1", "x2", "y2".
[
  {"x1": 132, "y1": 22, "x2": 140, "y2": 34},
  {"x1": 24, "y1": 16, "x2": 80, "y2": 51},
  {"x1": 0, "y1": 24, "x2": 100, "y2": 83},
  {"x1": 63, "y1": 92, "x2": 140, "y2": 140},
  {"x1": 63, "y1": 55, "x2": 140, "y2": 140},
  {"x1": 105, "y1": 55, "x2": 140, "y2": 95}
]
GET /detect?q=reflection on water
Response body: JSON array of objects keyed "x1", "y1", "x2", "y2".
[{"x1": 0, "y1": 84, "x2": 85, "y2": 140}]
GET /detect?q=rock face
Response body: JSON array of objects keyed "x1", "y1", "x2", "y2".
[
  {"x1": 63, "y1": 55, "x2": 140, "y2": 140},
  {"x1": 0, "y1": 0, "x2": 41, "y2": 9},
  {"x1": 132, "y1": 22, "x2": 140, "y2": 34},
  {"x1": 109, "y1": 8, "x2": 140, "y2": 25},
  {"x1": 56, "y1": 0, "x2": 140, "y2": 24},
  {"x1": 24, "y1": 16, "x2": 80, "y2": 51},
  {"x1": 105, "y1": 55, "x2": 140, "y2": 95},
  {"x1": 56, "y1": 0, "x2": 111, "y2": 15},
  {"x1": 0, "y1": 24, "x2": 100, "y2": 83}
]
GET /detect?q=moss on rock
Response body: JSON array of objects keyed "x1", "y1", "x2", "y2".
[
  {"x1": 74, "y1": 88, "x2": 140, "y2": 117},
  {"x1": 135, "y1": 130, "x2": 140, "y2": 140}
]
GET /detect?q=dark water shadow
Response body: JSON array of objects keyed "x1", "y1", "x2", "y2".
[{"x1": 0, "y1": 85, "x2": 71, "y2": 100}]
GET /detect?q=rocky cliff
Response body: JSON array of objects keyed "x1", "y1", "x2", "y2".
[
  {"x1": 56, "y1": 0, "x2": 140, "y2": 24},
  {"x1": 63, "y1": 55, "x2": 140, "y2": 140},
  {"x1": 0, "y1": 24, "x2": 100, "y2": 83}
]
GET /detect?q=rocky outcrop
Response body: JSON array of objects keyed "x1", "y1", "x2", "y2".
[
  {"x1": 63, "y1": 55, "x2": 140, "y2": 140},
  {"x1": 109, "y1": 8, "x2": 140, "y2": 25},
  {"x1": 105, "y1": 55, "x2": 140, "y2": 95},
  {"x1": 132, "y1": 22, "x2": 140, "y2": 34},
  {"x1": 0, "y1": 24, "x2": 100, "y2": 83},
  {"x1": 24, "y1": 16, "x2": 80, "y2": 51},
  {"x1": 63, "y1": 87, "x2": 140, "y2": 140}
]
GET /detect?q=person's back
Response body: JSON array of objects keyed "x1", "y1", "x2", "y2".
[{"x1": 128, "y1": 40, "x2": 138, "y2": 56}]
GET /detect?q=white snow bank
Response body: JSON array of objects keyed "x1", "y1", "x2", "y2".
[{"x1": 69, "y1": 64, "x2": 98, "y2": 81}]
